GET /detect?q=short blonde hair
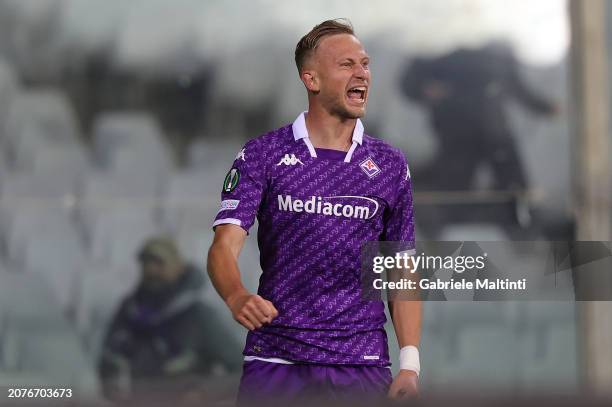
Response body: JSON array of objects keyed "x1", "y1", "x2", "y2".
[{"x1": 294, "y1": 18, "x2": 355, "y2": 73}]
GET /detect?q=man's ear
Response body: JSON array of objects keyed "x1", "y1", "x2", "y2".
[{"x1": 301, "y1": 70, "x2": 320, "y2": 93}]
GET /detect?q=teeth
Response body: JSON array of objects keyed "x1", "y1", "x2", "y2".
[{"x1": 347, "y1": 86, "x2": 366, "y2": 102}]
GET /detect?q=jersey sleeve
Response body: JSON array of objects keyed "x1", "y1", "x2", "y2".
[
  {"x1": 212, "y1": 139, "x2": 266, "y2": 234},
  {"x1": 381, "y1": 152, "x2": 416, "y2": 254}
]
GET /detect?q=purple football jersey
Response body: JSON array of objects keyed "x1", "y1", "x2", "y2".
[{"x1": 212, "y1": 112, "x2": 415, "y2": 366}]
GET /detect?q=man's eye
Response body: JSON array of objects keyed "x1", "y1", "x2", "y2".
[{"x1": 341, "y1": 62, "x2": 352, "y2": 67}]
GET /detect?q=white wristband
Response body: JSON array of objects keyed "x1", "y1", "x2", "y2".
[{"x1": 399, "y1": 345, "x2": 420, "y2": 376}]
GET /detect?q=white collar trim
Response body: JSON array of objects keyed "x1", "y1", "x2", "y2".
[{"x1": 292, "y1": 111, "x2": 364, "y2": 146}]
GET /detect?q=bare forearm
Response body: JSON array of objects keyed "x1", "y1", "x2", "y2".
[
  {"x1": 387, "y1": 257, "x2": 422, "y2": 348},
  {"x1": 389, "y1": 299, "x2": 422, "y2": 348},
  {"x1": 207, "y1": 241, "x2": 248, "y2": 303},
  {"x1": 207, "y1": 225, "x2": 278, "y2": 331}
]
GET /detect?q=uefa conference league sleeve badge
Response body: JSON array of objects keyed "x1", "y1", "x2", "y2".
[{"x1": 223, "y1": 168, "x2": 240, "y2": 193}]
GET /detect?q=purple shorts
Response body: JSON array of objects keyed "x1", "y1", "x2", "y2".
[{"x1": 237, "y1": 360, "x2": 392, "y2": 406}]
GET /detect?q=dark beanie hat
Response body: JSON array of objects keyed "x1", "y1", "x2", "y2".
[{"x1": 138, "y1": 236, "x2": 183, "y2": 269}]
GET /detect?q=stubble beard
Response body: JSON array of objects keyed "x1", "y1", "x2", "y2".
[{"x1": 327, "y1": 94, "x2": 365, "y2": 120}]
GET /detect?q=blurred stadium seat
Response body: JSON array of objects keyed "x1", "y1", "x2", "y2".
[
  {"x1": 1, "y1": 318, "x2": 99, "y2": 396},
  {"x1": 186, "y1": 138, "x2": 240, "y2": 174},
  {"x1": 428, "y1": 325, "x2": 518, "y2": 391},
  {"x1": 427, "y1": 301, "x2": 519, "y2": 330},
  {"x1": 0, "y1": 268, "x2": 100, "y2": 397},
  {"x1": 517, "y1": 322, "x2": 578, "y2": 393},
  {"x1": 27, "y1": 143, "x2": 90, "y2": 174},
  {"x1": 0, "y1": 172, "x2": 77, "y2": 209},
  {"x1": 78, "y1": 171, "x2": 162, "y2": 229},
  {"x1": 519, "y1": 301, "x2": 576, "y2": 326},
  {"x1": 86, "y1": 210, "x2": 161, "y2": 267},
  {"x1": 0, "y1": 269, "x2": 65, "y2": 326},
  {"x1": 7, "y1": 123, "x2": 58, "y2": 168},
  {"x1": 109, "y1": 144, "x2": 173, "y2": 176},
  {"x1": 162, "y1": 169, "x2": 220, "y2": 232},
  {"x1": 418, "y1": 300, "x2": 577, "y2": 394},
  {"x1": 6, "y1": 132, "x2": 90, "y2": 188},
  {"x1": 21, "y1": 233, "x2": 86, "y2": 313},
  {"x1": 4, "y1": 89, "x2": 80, "y2": 147},
  {"x1": 91, "y1": 111, "x2": 174, "y2": 175},
  {"x1": 92, "y1": 111, "x2": 164, "y2": 149},
  {"x1": 0, "y1": 206, "x2": 78, "y2": 263}
]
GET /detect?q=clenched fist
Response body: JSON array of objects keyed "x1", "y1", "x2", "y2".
[
  {"x1": 226, "y1": 291, "x2": 279, "y2": 330},
  {"x1": 388, "y1": 370, "x2": 418, "y2": 400}
]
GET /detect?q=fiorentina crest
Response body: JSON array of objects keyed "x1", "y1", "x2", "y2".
[{"x1": 359, "y1": 157, "x2": 381, "y2": 178}]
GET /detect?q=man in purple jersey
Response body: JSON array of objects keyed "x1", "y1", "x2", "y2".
[{"x1": 207, "y1": 19, "x2": 421, "y2": 404}]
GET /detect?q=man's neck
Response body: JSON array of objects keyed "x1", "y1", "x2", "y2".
[{"x1": 304, "y1": 106, "x2": 356, "y2": 152}]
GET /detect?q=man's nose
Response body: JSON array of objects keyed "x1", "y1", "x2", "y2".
[{"x1": 353, "y1": 64, "x2": 369, "y2": 80}]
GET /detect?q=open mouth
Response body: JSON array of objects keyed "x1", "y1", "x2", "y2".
[{"x1": 346, "y1": 86, "x2": 367, "y2": 104}]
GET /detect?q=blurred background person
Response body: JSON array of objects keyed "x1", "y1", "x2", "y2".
[
  {"x1": 401, "y1": 41, "x2": 560, "y2": 238},
  {"x1": 402, "y1": 41, "x2": 559, "y2": 192},
  {"x1": 98, "y1": 236, "x2": 242, "y2": 401}
]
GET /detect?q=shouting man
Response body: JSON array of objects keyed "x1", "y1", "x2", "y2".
[{"x1": 207, "y1": 19, "x2": 421, "y2": 404}]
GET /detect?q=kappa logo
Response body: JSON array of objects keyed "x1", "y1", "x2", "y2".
[
  {"x1": 277, "y1": 153, "x2": 303, "y2": 166},
  {"x1": 235, "y1": 148, "x2": 246, "y2": 161},
  {"x1": 359, "y1": 157, "x2": 381, "y2": 178}
]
